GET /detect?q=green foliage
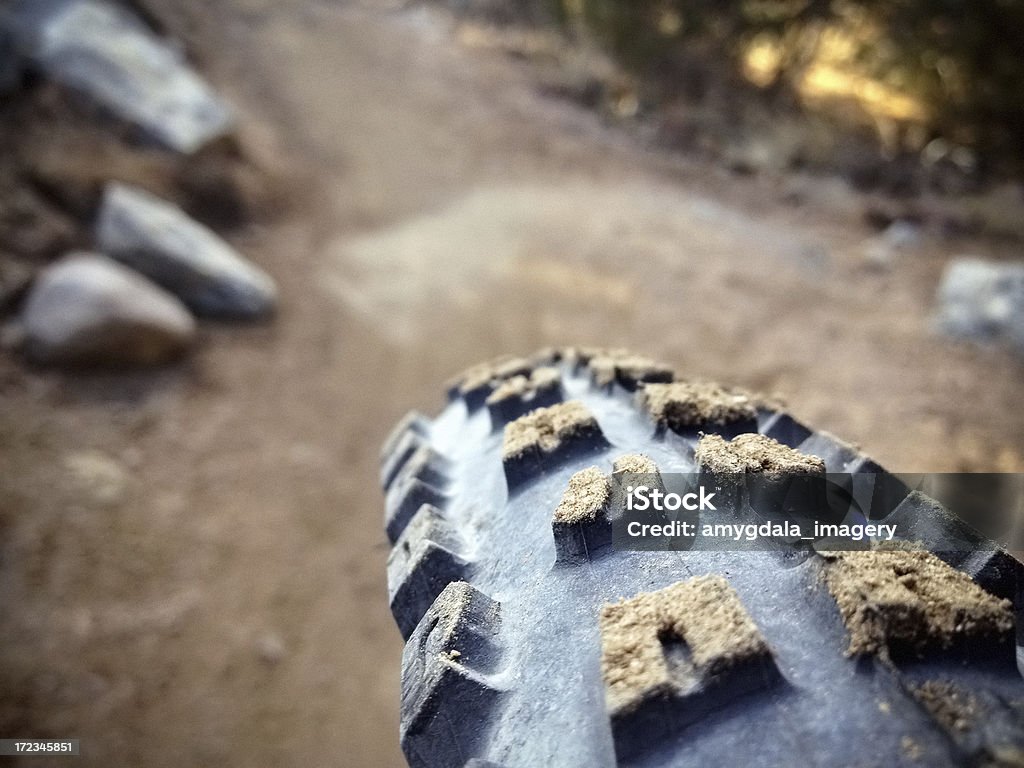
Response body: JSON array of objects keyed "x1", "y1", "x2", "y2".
[{"x1": 560, "y1": 0, "x2": 1024, "y2": 169}]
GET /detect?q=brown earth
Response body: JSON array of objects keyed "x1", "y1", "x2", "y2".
[{"x1": 1, "y1": 1, "x2": 1024, "y2": 767}]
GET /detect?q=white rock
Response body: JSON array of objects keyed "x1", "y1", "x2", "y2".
[
  {"x1": 64, "y1": 449, "x2": 128, "y2": 506},
  {"x1": 882, "y1": 220, "x2": 922, "y2": 250},
  {"x1": 935, "y1": 257, "x2": 1024, "y2": 353},
  {"x1": 254, "y1": 632, "x2": 287, "y2": 665},
  {"x1": 9, "y1": 0, "x2": 232, "y2": 153},
  {"x1": 96, "y1": 183, "x2": 278, "y2": 319},
  {"x1": 22, "y1": 252, "x2": 195, "y2": 366},
  {"x1": 861, "y1": 220, "x2": 922, "y2": 271}
]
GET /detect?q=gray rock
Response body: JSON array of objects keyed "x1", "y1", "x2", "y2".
[
  {"x1": 22, "y1": 252, "x2": 195, "y2": 366},
  {"x1": 96, "y1": 183, "x2": 277, "y2": 319},
  {"x1": 861, "y1": 220, "x2": 922, "y2": 271},
  {"x1": 882, "y1": 220, "x2": 922, "y2": 250},
  {"x1": 9, "y1": 0, "x2": 232, "y2": 153},
  {"x1": 934, "y1": 257, "x2": 1024, "y2": 353}
]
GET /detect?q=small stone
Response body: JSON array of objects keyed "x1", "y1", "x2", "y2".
[
  {"x1": 861, "y1": 220, "x2": 921, "y2": 271},
  {"x1": 796, "y1": 245, "x2": 830, "y2": 274},
  {"x1": 96, "y1": 183, "x2": 277, "y2": 319},
  {"x1": 254, "y1": 632, "x2": 287, "y2": 665},
  {"x1": 934, "y1": 257, "x2": 1024, "y2": 354},
  {"x1": 21, "y1": 252, "x2": 195, "y2": 366},
  {"x1": 883, "y1": 220, "x2": 922, "y2": 250},
  {"x1": 861, "y1": 244, "x2": 890, "y2": 271},
  {"x1": 64, "y1": 449, "x2": 128, "y2": 506}
]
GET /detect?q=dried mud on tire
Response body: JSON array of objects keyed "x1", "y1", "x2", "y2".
[{"x1": 382, "y1": 348, "x2": 1024, "y2": 767}]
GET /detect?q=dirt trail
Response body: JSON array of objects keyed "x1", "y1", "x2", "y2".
[{"x1": 2, "y1": 1, "x2": 1024, "y2": 766}]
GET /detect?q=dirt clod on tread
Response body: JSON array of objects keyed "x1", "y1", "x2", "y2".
[
  {"x1": 553, "y1": 467, "x2": 611, "y2": 525},
  {"x1": 638, "y1": 381, "x2": 761, "y2": 429},
  {"x1": 583, "y1": 348, "x2": 674, "y2": 388},
  {"x1": 612, "y1": 453, "x2": 659, "y2": 475},
  {"x1": 911, "y1": 681, "x2": 978, "y2": 733},
  {"x1": 562, "y1": 346, "x2": 610, "y2": 364},
  {"x1": 502, "y1": 400, "x2": 600, "y2": 460},
  {"x1": 528, "y1": 346, "x2": 565, "y2": 366},
  {"x1": 599, "y1": 576, "x2": 772, "y2": 713},
  {"x1": 486, "y1": 366, "x2": 560, "y2": 405},
  {"x1": 450, "y1": 355, "x2": 533, "y2": 396},
  {"x1": 423, "y1": 583, "x2": 471, "y2": 664},
  {"x1": 901, "y1": 736, "x2": 924, "y2": 761},
  {"x1": 820, "y1": 548, "x2": 1015, "y2": 657},
  {"x1": 695, "y1": 433, "x2": 825, "y2": 475}
]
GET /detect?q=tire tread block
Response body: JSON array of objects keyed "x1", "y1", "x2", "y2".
[
  {"x1": 401, "y1": 582, "x2": 503, "y2": 768},
  {"x1": 389, "y1": 504, "x2": 471, "y2": 639},
  {"x1": 600, "y1": 576, "x2": 780, "y2": 761}
]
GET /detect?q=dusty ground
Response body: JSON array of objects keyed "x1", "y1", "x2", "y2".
[{"x1": 2, "y1": 1, "x2": 1024, "y2": 766}]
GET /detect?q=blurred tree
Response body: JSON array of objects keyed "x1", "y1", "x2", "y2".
[{"x1": 557, "y1": 0, "x2": 1024, "y2": 177}]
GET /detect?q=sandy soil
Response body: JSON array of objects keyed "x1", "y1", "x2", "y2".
[{"x1": 2, "y1": 1, "x2": 1023, "y2": 766}]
